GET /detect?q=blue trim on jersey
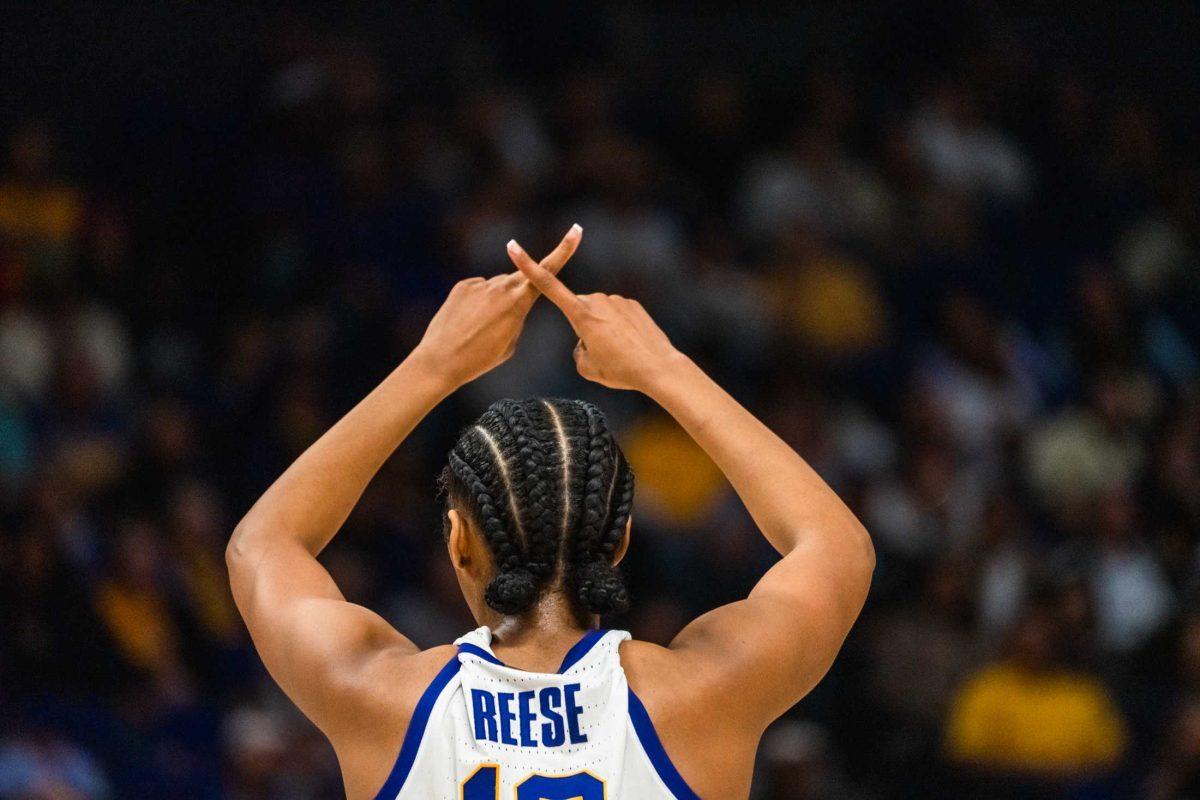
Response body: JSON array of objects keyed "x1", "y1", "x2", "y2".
[
  {"x1": 457, "y1": 642, "x2": 505, "y2": 666},
  {"x1": 456, "y1": 630, "x2": 607, "y2": 674},
  {"x1": 557, "y1": 628, "x2": 607, "y2": 673},
  {"x1": 372, "y1": 655, "x2": 461, "y2": 800},
  {"x1": 628, "y1": 689, "x2": 702, "y2": 800}
]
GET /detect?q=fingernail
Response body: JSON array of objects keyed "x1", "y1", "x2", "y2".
[
  {"x1": 570, "y1": 223, "x2": 583, "y2": 234},
  {"x1": 507, "y1": 239, "x2": 521, "y2": 254}
]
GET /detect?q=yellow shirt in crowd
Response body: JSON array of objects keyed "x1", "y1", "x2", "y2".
[
  {"x1": 0, "y1": 183, "x2": 83, "y2": 241},
  {"x1": 96, "y1": 583, "x2": 179, "y2": 673},
  {"x1": 623, "y1": 414, "x2": 727, "y2": 527},
  {"x1": 945, "y1": 662, "x2": 1127, "y2": 777}
]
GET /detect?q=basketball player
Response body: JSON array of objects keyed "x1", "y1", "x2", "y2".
[{"x1": 227, "y1": 224, "x2": 875, "y2": 799}]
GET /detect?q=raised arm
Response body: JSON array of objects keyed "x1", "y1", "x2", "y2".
[
  {"x1": 642, "y1": 355, "x2": 875, "y2": 716},
  {"x1": 227, "y1": 226, "x2": 581, "y2": 740},
  {"x1": 509, "y1": 249, "x2": 874, "y2": 726}
]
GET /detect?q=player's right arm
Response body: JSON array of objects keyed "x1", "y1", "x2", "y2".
[{"x1": 509, "y1": 250, "x2": 875, "y2": 726}]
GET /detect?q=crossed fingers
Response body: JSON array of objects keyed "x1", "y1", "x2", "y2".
[
  {"x1": 506, "y1": 224, "x2": 583, "y2": 310},
  {"x1": 506, "y1": 227, "x2": 589, "y2": 325}
]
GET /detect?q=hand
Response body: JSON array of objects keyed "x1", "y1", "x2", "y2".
[
  {"x1": 506, "y1": 243, "x2": 683, "y2": 392},
  {"x1": 414, "y1": 224, "x2": 582, "y2": 388}
]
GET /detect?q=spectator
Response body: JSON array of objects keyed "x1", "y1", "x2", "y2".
[
  {"x1": 1089, "y1": 486, "x2": 1173, "y2": 654},
  {"x1": 945, "y1": 606, "x2": 1127, "y2": 790},
  {"x1": 907, "y1": 82, "x2": 1032, "y2": 203},
  {"x1": 0, "y1": 124, "x2": 85, "y2": 291},
  {"x1": 868, "y1": 556, "x2": 980, "y2": 774},
  {"x1": 754, "y1": 721, "x2": 859, "y2": 800},
  {"x1": 94, "y1": 521, "x2": 188, "y2": 683}
]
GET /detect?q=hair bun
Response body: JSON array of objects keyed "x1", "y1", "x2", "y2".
[
  {"x1": 485, "y1": 568, "x2": 539, "y2": 615},
  {"x1": 575, "y1": 560, "x2": 630, "y2": 616}
]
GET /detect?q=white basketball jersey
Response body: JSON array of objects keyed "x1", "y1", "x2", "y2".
[{"x1": 373, "y1": 626, "x2": 700, "y2": 799}]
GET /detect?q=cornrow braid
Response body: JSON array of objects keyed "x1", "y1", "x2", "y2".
[
  {"x1": 447, "y1": 427, "x2": 533, "y2": 615},
  {"x1": 440, "y1": 397, "x2": 634, "y2": 620},
  {"x1": 495, "y1": 400, "x2": 559, "y2": 584},
  {"x1": 569, "y1": 401, "x2": 633, "y2": 615}
]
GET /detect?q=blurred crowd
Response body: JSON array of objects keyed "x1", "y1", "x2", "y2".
[{"x1": 2, "y1": 5, "x2": 1199, "y2": 800}]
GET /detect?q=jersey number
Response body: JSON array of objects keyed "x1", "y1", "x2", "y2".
[{"x1": 462, "y1": 764, "x2": 604, "y2": 799}]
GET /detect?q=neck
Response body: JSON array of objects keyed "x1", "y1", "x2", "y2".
[{"x1": 484, "y1": 594, "x2": 598, "y2": 671}]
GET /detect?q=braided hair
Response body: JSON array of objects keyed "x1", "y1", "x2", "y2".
[{"x1": 440, "y1": 398, "x2": 634, "y2": 620}]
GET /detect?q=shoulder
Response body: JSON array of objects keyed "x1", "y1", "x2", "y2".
[
  {"x1": 335, "y1": 643, "x2": 460, "y2": 725},
  {"x1": 618, "y1": 638, "x2": 759, "y2": 799},
  {"x1": 619, "y1": 637, "x2": 767, "y2": 734},
  {"x1": 333, "y1": 644, "x2": 459, "y2": 800},
  {"x1": 384, "y1": 644, "x2": 462, "y2": 705},
  {"x1": 619, "y1": 640, "x2": 691, "y2": 729}
]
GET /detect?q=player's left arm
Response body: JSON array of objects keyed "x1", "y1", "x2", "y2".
[
  {"x1": 226, "y1": 226, "x2": 581, "y2": 738},
  {"x1": 509, "y1": 249, "x2": 874, "y2": 731}
]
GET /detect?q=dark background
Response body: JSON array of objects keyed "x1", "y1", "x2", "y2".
[{"x1": 2, "y1": 2, "x2": 1199, "y2": 798}]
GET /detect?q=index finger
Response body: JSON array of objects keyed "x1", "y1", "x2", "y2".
[
  {"x1": 540, "y1": 223, "x2": 582, "y2": 277},
  {"x1": 506, "y1": 238, "x2": 586, "y2": 321}
]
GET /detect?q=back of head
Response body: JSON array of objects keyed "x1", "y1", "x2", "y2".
[{"x1": 440, "y1": 397, "x2": 634, "y2": 622}]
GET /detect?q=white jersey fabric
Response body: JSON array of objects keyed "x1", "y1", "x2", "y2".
[{"x1": 373, "y1": 626, "x2": 700, "y2": 799}]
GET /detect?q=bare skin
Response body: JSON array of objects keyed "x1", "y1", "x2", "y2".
[{"x1": 227, "y1": 224, "x2": 875, "y2": 799}]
